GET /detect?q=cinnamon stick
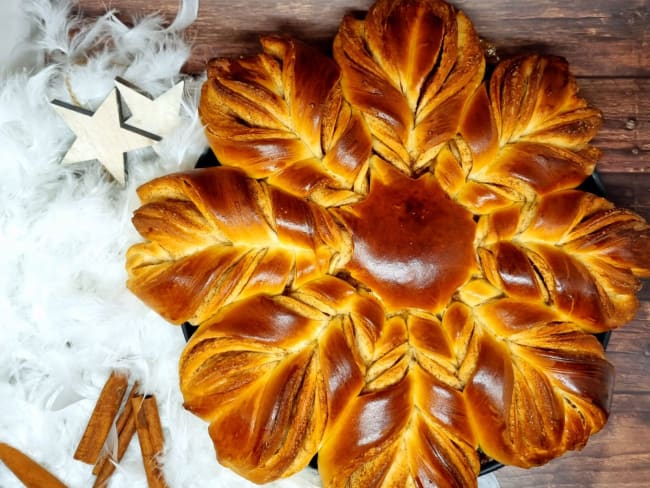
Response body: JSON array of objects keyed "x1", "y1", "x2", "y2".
[
  {"x1": 0, "y1": 442, "x2": 68, "y2": 488},
  {"x1": 91, "y1": 381, "x2": 140, "y2": 487},
  {"x1": 74, "y1": 371, "x2": 129, "y2": 464},
  {"x1": 132, "y1": 395, "x2": 168, "y2": 488}
]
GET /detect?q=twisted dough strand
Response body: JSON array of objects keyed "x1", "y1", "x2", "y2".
[{"x1": 127, "y1": 167, "x2": 352, "y2": 325}]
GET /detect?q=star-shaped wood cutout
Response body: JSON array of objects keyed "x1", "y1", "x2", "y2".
[
  {"x1": 115, "y1": 78, "x2": 186, "y2": 139},
  {"x1": 51, "y1": 88, "x2": 159, "y2": 185}
]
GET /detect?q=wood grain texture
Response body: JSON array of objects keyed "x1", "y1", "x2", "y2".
[
  {"x1": 581, "y1": 79, "x2": 650, "y2": 173},
  {"x1": 71, "y1": 1, "x2": 650, "y2": 487},
  {"x1": 73, "y1": 0, "x2": 649, "y2": 77},
  {"x1": 600, "y1": 173, "x2": 650, "y2": 222}
]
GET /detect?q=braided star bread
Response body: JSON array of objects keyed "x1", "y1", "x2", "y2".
[{"x1": 126, "y1": 0, "x2": 650, "y2": 486}]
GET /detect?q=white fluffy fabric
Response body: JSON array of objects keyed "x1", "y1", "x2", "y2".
[{"x1": 0, "y1": 1, "x2": 498, "y2": 487}]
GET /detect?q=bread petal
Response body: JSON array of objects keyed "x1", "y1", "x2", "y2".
[
  {"x1": 179, "y1": 278, "x2": 383, "y2": 483},
  {"x1": 127, "y1": 167, "x2": 351, "y2": 325},
  {"x1": 466, "y1": 316, "x2": 613, "y2": 467},
  {"x1": 320, "y1": 366, "x2": 479, "y2": 488},
  {"x1": 200, "y1": 36, "x2": 372, "y2": 206},
  {"x1": 334, "y1": 0, "x2": 484, "y2": 173}
]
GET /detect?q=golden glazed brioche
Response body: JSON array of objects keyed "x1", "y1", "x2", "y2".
[
  {"x1": 199, "y1": 36, "x2": 372, "y2": 207},
  {"x1": 126, "y1": 0, "x2": 650, "y2": 486},
  {"x1": 126, "y1": 166, "x2": 352, "y2": 325}
]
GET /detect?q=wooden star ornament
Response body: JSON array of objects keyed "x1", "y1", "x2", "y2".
[
  {"x1": 115, "y1": 78, "x2": 186, "y2": 139},
  {"x1": 51, "y1": 88, "x2": 159, "y2": 185}
]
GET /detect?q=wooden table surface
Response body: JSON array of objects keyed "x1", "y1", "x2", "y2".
[{"x1": 76, "y1": 1, "x2": 650, "y2": 486}]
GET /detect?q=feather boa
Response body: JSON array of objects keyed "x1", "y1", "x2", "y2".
[{"x1": 0, "y1": 1, "x2": 498, "y2": 486}]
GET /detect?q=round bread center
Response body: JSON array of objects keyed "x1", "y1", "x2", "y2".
[{"x1": 340, "y1": 163, "x2": 476, "y2": 313}]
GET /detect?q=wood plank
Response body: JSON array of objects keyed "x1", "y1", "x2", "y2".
[
  {"x1": 599, "y1": 173, "x2": 650, "y2": 222},
  {"x1": 606, "y1": 303, "x2": 650, "y2": 395},
  {"x1": 580, "y1": 79, "x2": 650, "y2": 173},
  {"x1": 73, "y1": 0, "x2": 649, "y2": 77},
  {"x1": 464, "y1": 0, "x2": 650, "y2": 79}
]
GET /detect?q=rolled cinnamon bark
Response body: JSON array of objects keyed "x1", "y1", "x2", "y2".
[
  {"x1": 0, "y1": 442, "x2": 67, "y2": 488},
  {"x1": 92, "y1": 381, "x2": 140, "y2": 487},
  {"x1": 132, "y1": 394, "x2": 168, "y2": 488},
  {"x1": 74, "y1": 371, "x2": 129, "y2": 465}
]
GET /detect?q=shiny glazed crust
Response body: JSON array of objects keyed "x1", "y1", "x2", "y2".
[{"x1": 126, "y1": 0, "x2": 650, "y2": 486}]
